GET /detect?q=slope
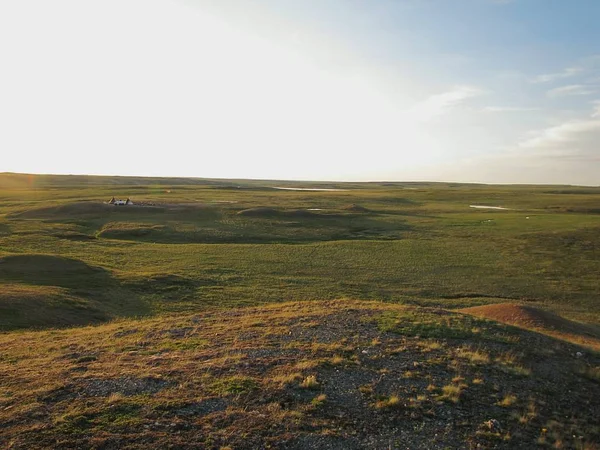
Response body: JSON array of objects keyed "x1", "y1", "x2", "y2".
[{"x1": 1, "y1": 300, "x2": 598, "y2": 449}]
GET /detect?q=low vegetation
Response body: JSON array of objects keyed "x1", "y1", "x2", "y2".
[
  {"x1": 1, "y1": 300, "x2": 598, "y2": 449},
  {"x1": 1, "y1": 173, "x2": 600, "y2": 448}
]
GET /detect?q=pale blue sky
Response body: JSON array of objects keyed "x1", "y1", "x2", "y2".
[{"x1": 1, "y1": 0, "x2": 599, "y2": 184}]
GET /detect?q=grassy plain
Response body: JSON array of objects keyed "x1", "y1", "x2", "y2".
[
  {"x1": 1, "y1": 173, "x2": 600, "y2": 448},
  {"x1": 1, "y1": 172, "x2": 599, "y2": 328}
]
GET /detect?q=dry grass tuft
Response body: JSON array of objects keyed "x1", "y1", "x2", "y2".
[
  {"x1": 498, "y1": 393, "x2": 518, "y2": 407},
  {"x1": 456, "y1": 346, "x2": 490, "y2": 364},
  {"x1": 299, "y1": 375, "x2": 319, "y2": 389},
  {"x1": 496, "y1": 352, "x2": 532, "y2": 376},
  {"x1": 437, "y1": 384, "x2": 463, "y2": 403},
  {"x1": 329, "y1": 355, "x2": 345, "y2": 365},
  {"x1": 417, "y1": 340, "x2": 444, "y2": 352},
  {"x1": 311, "y1": 394, "x2": 327, "y2": 407},
  {"x1": 375, "y1": 395, "x2": 401, "y2": 409},
  {"x1": 514, "y1": 400, "x2": 537, "y2": 424},
  {"x1": 295, "y1": 360, "x2": 321, "y2": 370},
  {"x1": 358, "y1": 385, "x2": 373, "y2": 395},
  {"x1": 271, "y1": 372, "x2": 303, "y2": 387}
]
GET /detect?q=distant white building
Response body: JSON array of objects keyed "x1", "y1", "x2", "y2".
[{"x1": 109, "y1": 197, "x2": 133, "y2": 206}]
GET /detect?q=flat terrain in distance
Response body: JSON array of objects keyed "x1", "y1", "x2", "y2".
[{"x1": 1, "y1": 173, "x2": 599, "y2": 449}]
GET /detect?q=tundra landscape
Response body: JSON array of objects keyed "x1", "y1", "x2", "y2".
[
  {"x1": 3, "y1": 0, "x2": 600, "y2": 448},
  {"x1": 1, "y1": 173, "x2": 599, "y2": 449}
]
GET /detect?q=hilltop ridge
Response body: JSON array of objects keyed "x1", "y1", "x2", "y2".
[{"x1": 1, "y1": 300, "x2": 598, "y2": 449}]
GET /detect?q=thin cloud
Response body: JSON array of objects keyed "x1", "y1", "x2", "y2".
[
  {"x1": 435, "y1": 104, "x2": 600, "y2": 186},
  {"x1": 519, "y1": 119, "x2": 600, "y2": 149},
  {"x1": 409, "y1": 86, "x2": 484, "y2": 122},
  {"x1": 547, "y1": 84, "x2": 596, "y2": 98},
  {"x1": 592, "y1": 100, "x2": 600, "y2": 118},
  {"x1": 482, "y1": 106, "x2": 539, "y2": 113},
  {"x1": 515, "y1": 103, "x2": 600, "y2": 167},
  {"x1": 532, "y1": 67, "x2": 582, "y2": 84}
]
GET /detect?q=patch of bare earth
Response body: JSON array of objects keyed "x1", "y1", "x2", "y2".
[{"x1": 0, "y1": 300, "x2": 598, "y2": 449}]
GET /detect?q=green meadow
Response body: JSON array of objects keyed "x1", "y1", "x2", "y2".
[{"x1": 1, "y1": 172, "x2": 599, "y2": 329}]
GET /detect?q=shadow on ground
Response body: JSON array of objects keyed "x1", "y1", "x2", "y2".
[{"x1": 0, "y1": 254, "x2": 150, "y2": 330}]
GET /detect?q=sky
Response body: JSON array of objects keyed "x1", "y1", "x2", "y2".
[{"x1": 1, "y1": 0, "x2": 599, "y2": 185}]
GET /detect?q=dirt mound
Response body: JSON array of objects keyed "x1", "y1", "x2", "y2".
[{"x1": 460, "y1": 303, "x2": 600, "y2": 339}]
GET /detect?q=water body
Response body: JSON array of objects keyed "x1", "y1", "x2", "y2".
[
  {"x1": 469, "y1": 205, "x2": 511, "y2": 210},
  {"x1": 273, "y1": 187, "x2": 348, "y2": 192}
]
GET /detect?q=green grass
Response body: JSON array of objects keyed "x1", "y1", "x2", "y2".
[
  {"x1": 376, "y1": 309, "x2": 516, "y2": 342},
  {"x1": 1, "y1": 172, "x2": 600, "y2": 330},
  {"x1": 209, "y1": 376, "x2": 259, "y2": 396}
]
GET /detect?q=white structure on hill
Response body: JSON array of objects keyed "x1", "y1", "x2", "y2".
[{"x1": 109, "y1": 197, "x2": 133, "y2": 206}]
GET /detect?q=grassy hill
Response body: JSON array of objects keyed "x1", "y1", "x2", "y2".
[{"x1": 1, "y1": 300, "x2": 599, "y2": 449}]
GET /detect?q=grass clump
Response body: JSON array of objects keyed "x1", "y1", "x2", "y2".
[
  {"x1": 55, "y1": 413, "x2": 93, "y2": 434},
  {"x1": 271, "y1": 372, "x2": 303, "y2": 387},
  {"x1": 437, "y1": 384, "x2": 464, "y2": 403},
  {"x1": 417, "y1": 340, "x2": 444, "y2": 352},
  {"x1": 210, "y1": 376, "x2": 258, "y2": 395},
  {"x1": 359, "y1": 385, "x2": 373, "y2": 395},
  {"x1": 295, "y1": 360, "x2": 321, "y2": 370},
  {"x1": 513, "y1": 400, "x2": 537, "y2": 424},
  {"x1": 95, "y1": 403, "x2": 144, "y2": 429},
  {"x1": 497, "y1": 393, "x2": 518, "y2": 407},
  {"x1": 329, "y1": 355, "x2": 345, "y2": 366},
  {"x1": 375, "y1": 395, "x2": 401, "y2": 409},
  {"x1": 456, "y1": 346, "x2": 490, "y2": 364},
  {"x1": 299, "y1": 375, "x2": 319, "y2": 390},
  {"x1": 311, "y1": 394, "x2": 327, "y2": 407},
  {"x1": 495, "y1": 352, "x2": 532, "y2": 377}
]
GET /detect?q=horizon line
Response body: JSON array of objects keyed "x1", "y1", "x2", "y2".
[{"x1": 0, "y1": 171, "x2": 598, "y2": 188}]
